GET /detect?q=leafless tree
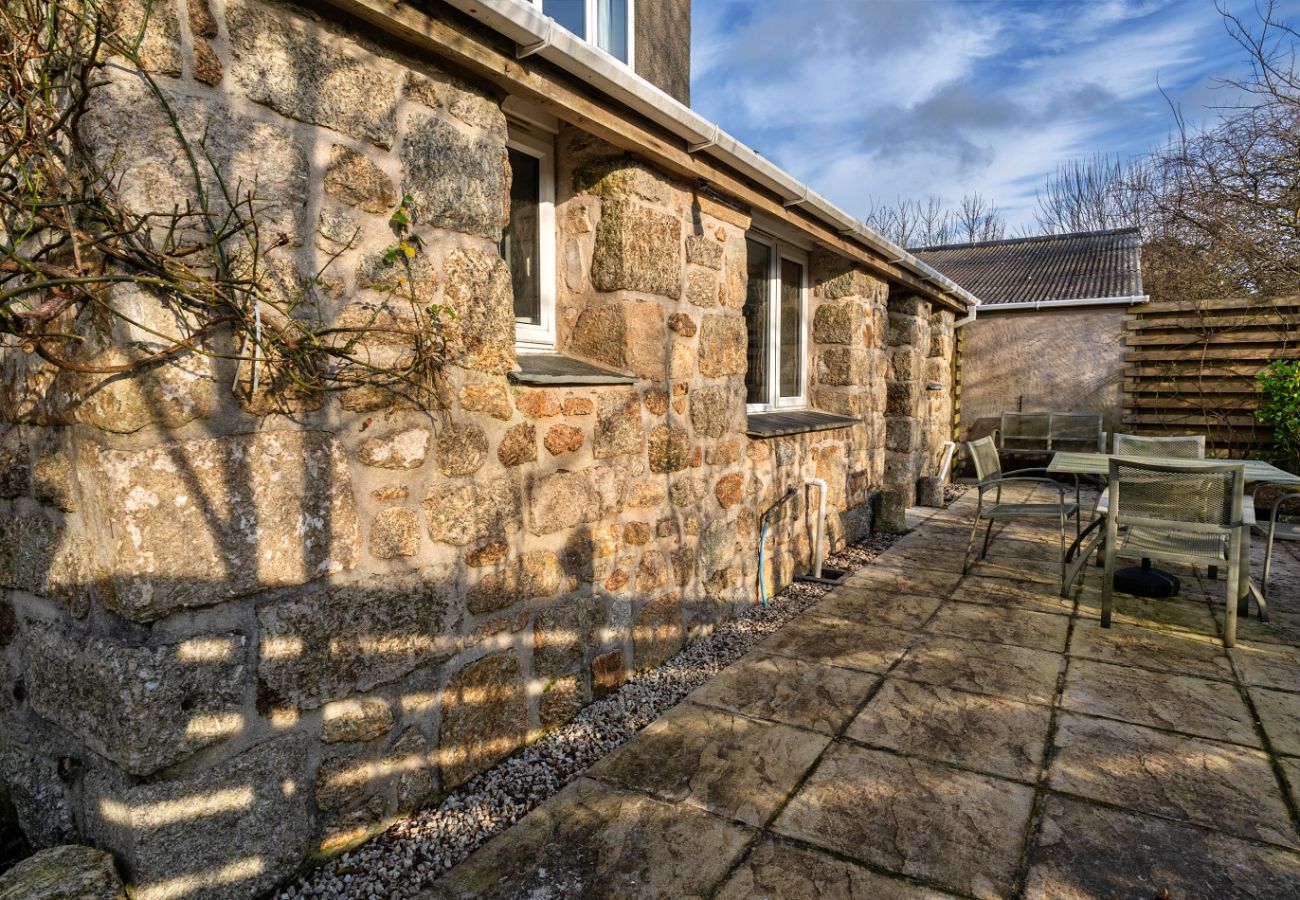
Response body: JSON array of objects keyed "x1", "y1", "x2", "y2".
[
  {"x1": 866, "y1": 194, "x2": 1005, "y2": 248},
  {"x1": 1032, "y1": 152, "x2": 1148, "y2": 235}
]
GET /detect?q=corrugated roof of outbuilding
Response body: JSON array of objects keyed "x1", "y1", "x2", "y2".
[{"x1": 910, "y1": 227, "x2": 1143, "y2": 307}]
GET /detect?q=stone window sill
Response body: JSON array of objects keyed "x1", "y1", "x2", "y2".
[
  {"x1": 509, "y1": 352, "x2": 637, "y2": 386},
  {"x1": 745, "y1": 410, "x2": 860, "y2": 438}
]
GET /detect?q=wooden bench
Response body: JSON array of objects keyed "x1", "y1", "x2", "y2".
[{"x1": 993, "y1": 412, "x2": 1106, "y2": 458}]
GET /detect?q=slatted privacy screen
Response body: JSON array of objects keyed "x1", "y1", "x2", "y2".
[{"x1": 1123, "y1": 295, "x2": 1300, "y2": 458}]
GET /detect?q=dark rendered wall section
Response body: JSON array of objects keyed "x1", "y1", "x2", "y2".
[{"x1": 635, "y1": 0, "x2": 691, "y2": 104}]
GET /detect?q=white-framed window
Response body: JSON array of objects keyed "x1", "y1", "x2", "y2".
[
  {"x1": 528, "y1": 0, "x2": 635, "y2": 66},
  {"x1": 501, "y1": 128, "x2": 556, "y2": 348},
  {"x1": 744, "y1": 232, "x2": 808, "y2": 412}
]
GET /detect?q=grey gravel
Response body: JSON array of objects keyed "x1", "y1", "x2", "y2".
[{"x1": 274, "y1": 532, "x2": 900, "y2": 899}]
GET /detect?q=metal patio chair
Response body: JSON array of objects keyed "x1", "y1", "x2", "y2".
[
  {"x1": 1258, "y1": 484, "x2": 1300, "y2": 603},
  {"x1": 963, "y1": 436, "x2": 1081, "y2": 588},
  {"x1": 1100, "y1": 458, "x2": 1247, "y2": 647},
  {"x1": 1095, "y1": 433, "x2": 1206, "y2": 517}
]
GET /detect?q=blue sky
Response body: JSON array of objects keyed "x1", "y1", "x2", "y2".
[{"x1": 691, "y1": 0, "x2": 1300, "y2": 232}]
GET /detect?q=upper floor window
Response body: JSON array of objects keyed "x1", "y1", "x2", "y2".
[
  {"x1": 530, "y1": 0, "x2": 634, "y2": 65},
  {"x1": 744, "y1": 233, "x2": 807, "y2": 411},
  {"x1": 501, "y1": 128, "x2": 556, "y2": 348}
]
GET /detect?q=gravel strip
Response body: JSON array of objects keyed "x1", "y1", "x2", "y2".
[{"x1": 276, "y1": 532, "x2": 901, "y2": 899}]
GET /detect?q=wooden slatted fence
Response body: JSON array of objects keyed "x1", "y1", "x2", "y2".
[{"x1": 1123, "y1": 295, "x2": 1300, "y2": 458}]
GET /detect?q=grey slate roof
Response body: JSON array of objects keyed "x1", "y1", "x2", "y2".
[{"x1": 910, "y1": 227, "x2": 1143, "y2": 307}]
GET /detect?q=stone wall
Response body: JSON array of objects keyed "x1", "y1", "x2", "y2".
[
  {"x1": 958, "y1": 307, "x2": 1127, "y2": 441},
  {"x1": 0, "y1": 2, "x2": 958, "y2": 897}
]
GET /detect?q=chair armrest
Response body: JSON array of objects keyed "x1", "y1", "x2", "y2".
[{"x1": 991, "y1": 428, "x2": 1002, "y2": 448}]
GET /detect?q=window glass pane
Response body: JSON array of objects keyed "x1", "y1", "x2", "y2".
[
  {"x1": 501, "y1": 147, "x2": 541, "y2": 325},
  {"x1": 545, "y1": 0, "x2": 585, "y2": 38},
  {"x1": 743, "y1": 238, "x2": 771, "y2": 405},
  {"x1": 779, "y1": 258, "x2": 803, "y2": 398},
  {"x1": 596, "y1": 0, "x2": 629, "y2": 62}
]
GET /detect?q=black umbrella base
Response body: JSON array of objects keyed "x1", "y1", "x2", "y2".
[{"x1": 1114, "y1": 563, "x2": 1181, "y2": 598}]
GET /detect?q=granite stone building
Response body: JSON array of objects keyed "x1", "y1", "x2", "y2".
[{"x1": 0, "y1": 1, "x2": 975, "y2": 896}]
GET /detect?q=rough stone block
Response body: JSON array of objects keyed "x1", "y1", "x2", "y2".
[
  {"x1": 258, "y1": 576, "x2": 457, "y2": 710},
  {"x1": 633, "y1": 592, "x2": 684, "y2": 671},
  {"x1": 885, "y1": 417, "x2": 920, "y2": 453},
  {"x1": 887, "y1": 313, "x2": 924, "y2": 347},
  {"x1": 24, "y1": 624, "x2": 246, "y2": 777},
  {"x1": 685, "y1": 269, "x2": 718, "y2": 308},
  {"x1": 85, "y1": 431, "x2": 359, "y2": 623},
  {"x1": 325, "y1": 144, "x2": 396, "y2": 214},
  {"x1": 442, "y1": 248, "x2": 515, "y2": 374},
  {"x1": 227, "y1": 0, "x2": 398, "y2": 147},
  {"x1": 591, "y1": 201, "x2": 682, "y2": 299},
  {"x1": 698, "y1": 315, "x2": 747, "y2": 376},
  {"x1": 648, "y1": 424, "x2": 691, "y2": 474},
  {"x1": 425, "y1": 476, "x2": 520, "y2": 545},
  {"x1": 885, "y1": 381, "x2": 917, "y2": 417},
  {"x1": 467, "y1": 551, "x2": 563, "y2": 614},
  {"x1": 437, "y1": 423, "x2": 489, "y2": 476},
  {"x1": 459, "y1": 384, "x2": 512, "y2": 420},
  {"x1": 812, "y1": 301, "x2": 860, "y2": 344},
  {"x1": 591, "y1": 650, "x2": 626, "y2": 700},
  {"x1": 527, "y1": 470, "x2": 597, "y2": 535},
  {"x1": 0, "y1": 844, "x2": 125, "y2": 899},
  {"x1": 715, "y1": 473, "x2": 744, "y2": 508},
  {"x1": 594, "y1": 389, "x2": 643, "y2": 459},
  {"x1": 322, "y1": 696, "x2": 394, "y2": 744},
  {"x1": 89, "y1": 735, "x2": 312, "y2": 900},
  {"x1": 534, "y1": 601, "x2": 598, "y2": 677},
  {"x1": 357, "y1": 426, "x2": 430, "y2": 469},
  {"x1": 497, "y1": 423, "x2": 537, "y2": 468},
  {"x1": 0, "y1": 514, "x2": 90, "y2": 615},
  {"x1": 689, "y1": 384, "x2": 733, "y2": 438},
  {"x1": 544, "y1": 424, "x2": 585, "y2": 456},
  {"x1": 685, "y1": 234, "x2": 724, "y2": 270},
  {"x1": 109, "y1": 0, "x2": 182, "y2": 75},
  {"x1": 815, "y1": 347, "x2": 871, "y2": 386},
  {"x1": 439, "y1": 652, "x2": 527, "y2": 787},
  {"x1": 370, "y1": 507, "x2": 419, "y2": 559},
  {"x1": 539, "y1": 676, "x2": 583, "y2": 729}
]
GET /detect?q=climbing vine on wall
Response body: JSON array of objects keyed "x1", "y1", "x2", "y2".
[{"x1": 0, "y1": 0, "x2": 449, "y2": 410}]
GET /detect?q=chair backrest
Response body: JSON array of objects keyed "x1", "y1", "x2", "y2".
[
  {"x1": 1049, "y1": 413, "x2": 1105, "y2": 451},
  {"x1": 1109, "y1": 458, "x2": 1244, "y2": 530},
  {"x1": 999, "y1": 413, "x2": 1050, "y2": 450},
  {"x1": 1113, "y1": 433, "x2": 1206, "y2": 459},
  {"x1": 967, "y1": 436, "x2": 1002, "y2": 483}
]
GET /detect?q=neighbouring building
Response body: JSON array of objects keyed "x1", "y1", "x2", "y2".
[
  {"x1": 0, "y1": 1, "x2": 975, "y2": 897},
  {"x1": 913, "y1": 227, "x2": 1146, "y2": 441}
]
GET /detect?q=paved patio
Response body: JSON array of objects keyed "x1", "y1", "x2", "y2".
[{"x1": 427, "y1": 488, "x2": 1300, "y2": 899}]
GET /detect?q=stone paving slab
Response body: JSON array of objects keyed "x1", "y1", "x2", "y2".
[
  {"x1": 426, "y1": 776, "x2": 753, "y2": 899},
  {"x1": 760, "y1": 615, "x2": 913, "y2": 674},
  {"x1": 1230, "y1": 639, "x2": 1300, "y2": 691},
  {"x1": 1024, "y1": 795, "x2": 1300, "y2": 900},
  {"x1": 808, "y1": 589, "x2": 943, "y2": 631},
  {"x1": 715, "y1": 837, "x2": 959, "y2": 900},
  {"x1": 847, "y1": 565, "x2": 964, "y2": 598},
  {"x1": 1248, "y1": 685, "x2": 1300, "y2": 756},
  {"x1": 892, "y1": 634, "x2": 1064, "y2": 705},
  {"x1": 1048, "y1": 712, "x2": 1297, "y2": 849},
  {"x1": 846, "y1": 678, "x2": 1051, "y2": 782},
  {"x1": 1068, "y1": 618, "x2": 1234, "y2": 681},
  {"x1": 924, "y1": 600, "x2": 1070, "y2": 653},
  {"x1": 1073, "y1": 590, "x2": 1220, "y2": 635},
  {"x1": 951, "y1": 575, "x2": 1075, "y2": 617},
  {"x1": 587, "y1": 701, "x2": 829, "y2": 827},
  {"x1": 687, "y1": 652, "x2": 880, "y2": 736},
  {"x1": 772, "y1": 742, "x2": 1035, "y2": 899},
  {"x1": 1061, "y1": 657, "x2": 1261, "y2": 746}
]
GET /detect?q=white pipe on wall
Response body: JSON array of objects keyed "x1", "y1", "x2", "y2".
[{"x1": 805, "y1": 477, "x2": 828, "y2": 579}]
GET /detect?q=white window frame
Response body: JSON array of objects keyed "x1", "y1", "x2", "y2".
[
  {"x1": 745, "y1": 231, "x2": 809, "y2": 413},
  {"x1": 527, "y1": 0, "x2": 636, "y2": 68},
  {"x1": 505, "y1": 128, "x2": 557, "y2": 349}
]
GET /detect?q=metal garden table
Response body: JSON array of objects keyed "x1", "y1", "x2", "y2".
[{"x1": 1048, "y1": 451, "x2": 1300, "y2": 602}]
